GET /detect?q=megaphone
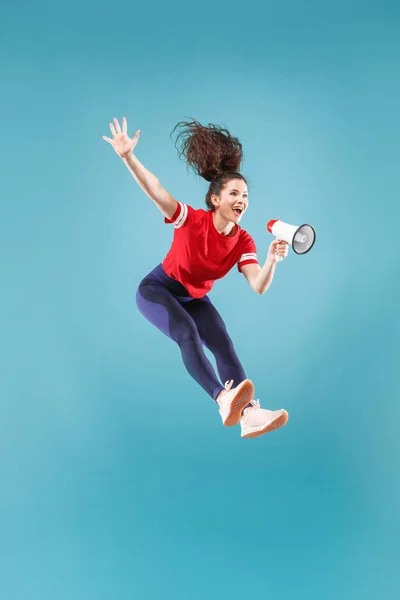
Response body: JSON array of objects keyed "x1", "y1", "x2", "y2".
[{"x1": 267, "y1": 219, "x2": 316, "y2": 262}]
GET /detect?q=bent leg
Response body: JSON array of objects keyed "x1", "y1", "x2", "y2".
[
  {"x1": 184, "y1": 298, "x2": 247, "y2": 389},
  {"x1": 136, "y1": 277, "x2": 224, "y2": 400}
]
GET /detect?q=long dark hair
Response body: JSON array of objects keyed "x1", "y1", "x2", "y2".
[{"x1": 171, "y1": 119, "x2": 247, "y2": 210}]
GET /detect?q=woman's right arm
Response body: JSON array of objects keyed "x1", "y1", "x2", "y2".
[{"x1": 103, "y1": 117, "x2": 178, "y2": 220}]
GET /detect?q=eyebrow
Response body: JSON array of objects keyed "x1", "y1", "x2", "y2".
[{"x1": 230, "y1": 189, "x2": 248, "y2": 193}]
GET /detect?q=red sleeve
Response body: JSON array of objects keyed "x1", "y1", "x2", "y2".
[
  {"x1": 237, "y1": 235, "x2": 259, "y2": 272},
  {"x1": 164, "y1": 202, "x2": 190, "y2": 229}
]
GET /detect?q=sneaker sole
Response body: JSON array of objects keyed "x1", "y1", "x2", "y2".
[
  {"x1": 241, "y1": 410, "x2": 289, "y2": 438},
  {"x1": 223, "y1": 379, "x2": 255, "y2": 427}
]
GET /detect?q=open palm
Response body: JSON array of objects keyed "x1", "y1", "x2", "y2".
[{"x1": 103, "y1": 117, "x2": 140, "y2": 158}]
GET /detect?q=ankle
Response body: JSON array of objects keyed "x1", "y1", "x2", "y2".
[{"x1": 216, "y1": 389, "x2": 226, "y2": 405}]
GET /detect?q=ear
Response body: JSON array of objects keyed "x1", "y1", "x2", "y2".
[{"x1": 210, "y1": 194, "x2": 220, "y2": 208}]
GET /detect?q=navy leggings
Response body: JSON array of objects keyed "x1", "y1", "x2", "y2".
[{"x1": 135, "y1": 264, "x2": 247, "y2": 401}]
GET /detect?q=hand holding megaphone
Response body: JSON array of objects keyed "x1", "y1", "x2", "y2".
[{"x1": 267, "y1": 219, "x2": 316, "y2": 262}]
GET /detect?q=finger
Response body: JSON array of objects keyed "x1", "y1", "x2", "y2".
[
  {"x1": 122, "y1": 117, "x2": 128, "y2": 134},
  {"x1": 113, "y1": 118, "x2": 121, "y2": 134},
  {"x1": 110, "y1": 123, "x2": 117, "y2": 137},
  {"x1": 132, "y1": 130, "x2": 141, "y2": 149}
]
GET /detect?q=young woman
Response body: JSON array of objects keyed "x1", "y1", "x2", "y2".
[{"x1": 103, "y1": 117, "x2": 289, "y2": 439}]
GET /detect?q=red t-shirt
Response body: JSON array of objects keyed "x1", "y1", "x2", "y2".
[{"x1": 162, "y1": 202, "x2": 259, "y2": 298}]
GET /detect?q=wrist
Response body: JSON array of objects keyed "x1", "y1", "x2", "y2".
[{"x1": 121, "y1": 151, "x2": 132, "y2": 162}]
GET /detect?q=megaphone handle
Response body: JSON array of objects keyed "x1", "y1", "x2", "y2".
[{"x1": 274, "y1": 236, "x2": 283, "y2": 263}]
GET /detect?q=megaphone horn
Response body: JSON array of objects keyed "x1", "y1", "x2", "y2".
[{"x1": 267, "y1": 219, "x2": 316, "y2": 262}]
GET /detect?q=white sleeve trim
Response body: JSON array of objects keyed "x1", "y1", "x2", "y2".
[
  {"x1": 174, "y1": 203, "x2": 188, "y2": 229},
  {"x1": 238, "y1": 252, "x2": 258, "y2": 264}
]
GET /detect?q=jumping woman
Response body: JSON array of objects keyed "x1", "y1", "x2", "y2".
[{"x1": 103, "y1": 117, "x2": 289, "y2": 439}]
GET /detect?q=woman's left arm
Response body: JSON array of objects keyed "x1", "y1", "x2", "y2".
[{"x1": 241, "y1": 240, "x2": 289, "y2": 294}]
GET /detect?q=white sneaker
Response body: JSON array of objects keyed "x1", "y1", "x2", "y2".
[
  {"x1": 217, "y1": 379, "x2": 255, "y2": 427},
  {"x1": 240, "y1": 400, "x2": 289, "y2": 438}
]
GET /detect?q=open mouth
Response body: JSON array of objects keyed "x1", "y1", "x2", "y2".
[{"x1": 233, "y1": 207, "x2": 243, "y2": 216}]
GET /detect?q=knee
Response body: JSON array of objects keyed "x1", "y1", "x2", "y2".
[
  {"x1": 135, "y1": 279, "x2": 162, "y2": 320},
  {"x1": 174, "y1": 322, "x2": 201, "y2": 346},
  {"x1": 135, "y1": 282, "x2": 145, "y2": 310},
  {"x1": 136, "y1": 277, "x2": 154, "y2": 305},
  {"x1": 136, "y1": 276, "x2": 151, "y2": 294}
]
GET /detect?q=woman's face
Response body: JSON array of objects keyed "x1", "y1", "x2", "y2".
[{"x1": 212, "y1": 178, "x2": 249, "y2": 223}]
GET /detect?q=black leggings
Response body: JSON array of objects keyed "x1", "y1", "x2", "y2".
[{"x1": 136, "y1": 264, "x2": 247, "y2": 401}]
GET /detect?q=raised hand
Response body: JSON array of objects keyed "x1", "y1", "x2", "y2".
[{"x1": 102, "y1": 117, "x2": 140, "y2": 158}]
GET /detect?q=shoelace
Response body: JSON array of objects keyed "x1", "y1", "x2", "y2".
[
  {"x1": 224, "y1": 380, "x2": 260, "y2": 409},
  {"x1": 249, "y1": 399, "x2": 260, "y2": 409}
]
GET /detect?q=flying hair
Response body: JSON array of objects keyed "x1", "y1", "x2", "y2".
[{"x1": 171, "y1": 119, "x2": 247, "y2": 210}]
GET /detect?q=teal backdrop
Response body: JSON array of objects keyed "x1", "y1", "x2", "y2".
[{"x1": 1, "y1": 1, "x2": 399, "y2": 598}]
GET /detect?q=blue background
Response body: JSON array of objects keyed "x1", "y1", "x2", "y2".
[{"x1": 1, "y1": 1, "x2": 399, "y2": 598}]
